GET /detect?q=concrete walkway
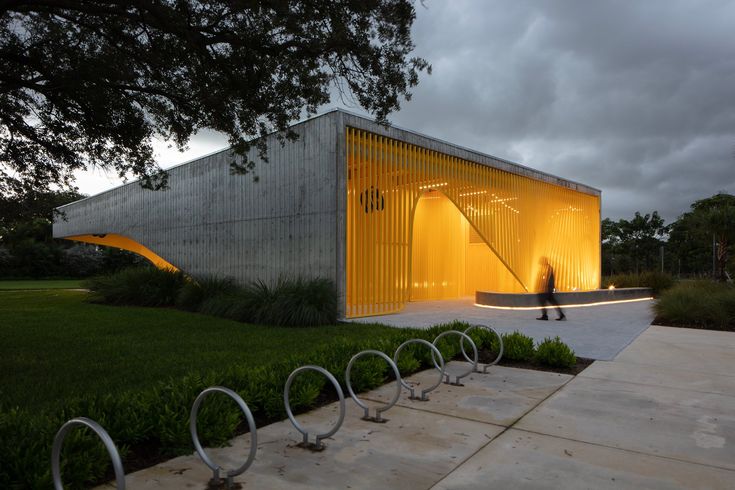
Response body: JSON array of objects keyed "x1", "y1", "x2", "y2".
[
  {"x1": 103, "y1": 325, "x2": 735, "y2": 489},
  {"x1": 350, "y1": 297, "x2": 655, "y2": 360},
  {"x1": 434, "y1": 325, "x2": 735, "y2": 489}
]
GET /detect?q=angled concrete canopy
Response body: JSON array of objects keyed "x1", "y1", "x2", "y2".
[{"x1": 54, "y1": 109, "x2": 601, "y2": 318}]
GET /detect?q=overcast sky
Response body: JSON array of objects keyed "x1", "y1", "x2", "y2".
[{"x1": 74, "y1": 0, "x2": 735, "y2": 223}]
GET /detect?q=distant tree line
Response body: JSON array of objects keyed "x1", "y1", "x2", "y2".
[
  {"x1": 603, "y1": 193, "x2": 735, "y2": 280},
  {"x1": 0, "y1": 190, "x2": 143, "y2": 278}
]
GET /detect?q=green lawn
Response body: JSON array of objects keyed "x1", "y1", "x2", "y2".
[
  {"x1": 0, "y1": 279, "x2": 84, "y2": 290},
  {"x1": 0, "y1": 290, "x2": 397, "y2": 411}
]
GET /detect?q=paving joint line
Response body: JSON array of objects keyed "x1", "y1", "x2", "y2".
[
  {"x1": 426, "y1": 374, "x2": 575, "y2": 489},
  {"x1": 597, "y1": 359, "x2": 735, "y2": 379},
  {"x1": 573, "y1": 374, "x2": 735, "y2": 399},
  {"x1": 511, "y1": 426, "x2": 735, "y2": 474}
]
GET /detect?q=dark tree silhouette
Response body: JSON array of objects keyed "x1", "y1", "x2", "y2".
[{"x1": 0, "y1": 1, "x2": 429, "y2": 194}]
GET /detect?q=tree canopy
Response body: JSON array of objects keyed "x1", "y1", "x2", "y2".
[
  {"x1": 668, "y1": 192, "x2": 735, "y2": 280},
  {"x1": 602, "y1": 211, "x2": 668, "y2": 275},
  {"x1": 0, "y1": 189, "x2": 144, "y2": 277},
  {"x1": 0, "y1": 1, "x2": 429, "y2": 195},
  {"x1": 603, "y1": 193, "x2": 735, "y2": 280}
]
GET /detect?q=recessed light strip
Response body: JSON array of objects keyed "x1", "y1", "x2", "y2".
[{"x1": 473, "y1": 297, "x2": 653, "y2": 311}]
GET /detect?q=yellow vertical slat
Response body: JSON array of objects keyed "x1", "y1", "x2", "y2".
[{"x1": 345, "y1": 128, "x2": 600, "y2": 317}]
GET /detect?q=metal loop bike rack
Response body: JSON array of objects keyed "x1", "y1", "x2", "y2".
[
  {"x1": 345, "y1": 350, "x2": 402, "y2": 422},
  {"x1": 462, "y1": 324, "x2": 504, "y2": 373},
  {"x1": 190, "y1": 386, "x2": 257, "y2": 489},
  {"x1": 393, "y1": 339, "x2": 445, "y2": 401},
  {"x1": 52, "y1": 417, "x2": 125, "y2": 490},
  {"x1": 432, "y1": 330, "x2": 478, "y2": 385},
  {"x1": 284, "y1": 365, "x2": 346, "y2": 450}
]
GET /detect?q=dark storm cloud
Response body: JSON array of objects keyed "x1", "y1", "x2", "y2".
[{"x1": 361, "y1": 0, "x2": 735, "y2": 222}]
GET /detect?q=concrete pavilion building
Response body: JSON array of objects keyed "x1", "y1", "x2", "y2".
[{"x1": 54, "y1": 109, "x2": 601, "y2": 318}]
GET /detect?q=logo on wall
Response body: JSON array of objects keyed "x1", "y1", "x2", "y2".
[{"x1": 360, "y1": 186, "x2": 385, "y2": 213}]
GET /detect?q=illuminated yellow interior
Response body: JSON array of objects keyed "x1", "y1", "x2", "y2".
[
  {"x1": 346, "y1": 127, "x2": 600, "y2": 318},
  {"x1": 63, "y1": 234, "x2": 178, "y2": 270},
  {"x1": 410, "y1": 191, "x2": 523, "y2": 301}
]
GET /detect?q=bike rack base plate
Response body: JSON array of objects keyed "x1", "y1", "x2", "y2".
[
  {"x1": 361, "y1": 415, "x2": 389, "y2": 423},
  {"x1": 294, "y1": 441, "x2": 328, "y2": 452}
]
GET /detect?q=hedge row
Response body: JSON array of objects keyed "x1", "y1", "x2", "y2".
[
  {"x1": 0, "y1": 321, "x2": 497, "y2": 488},
  {"x1": 1, "y1": 319, "x2": 580, "y2": 488}
]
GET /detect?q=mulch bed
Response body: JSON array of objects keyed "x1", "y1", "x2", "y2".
[
  {"x1": 476, "y1": 348, "x2": 594, "y2": 376},
  {"x1": 493, "y1": 357, "x2": 594, "y2": 376}
]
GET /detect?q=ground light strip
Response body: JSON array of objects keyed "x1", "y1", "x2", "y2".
[{"x1": 474, "y1": 296, "x2": 654, "y2": 311}]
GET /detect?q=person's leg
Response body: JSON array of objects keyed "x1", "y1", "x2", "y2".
[
  {"x1": 549, "y1": 293, "x2": 565, "y2": 320},
  {"x1": 536, "y1": 293, "x2": 549, "y2": 320}
]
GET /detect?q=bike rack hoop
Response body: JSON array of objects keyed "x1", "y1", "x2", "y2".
[
  {"x1": 284, "y1": 365, "x2": 346, "y2": 450},
  {"x1": 190, "y1": 386, "x2": 257, "y2": 487},
  {"x1": 462, "y1": 324, "x2": 504, "y2": 373},
  {"x1": 432, "y1": 330, "x2": 478, "y2": 385},
  {"x1": 345, "y1": 350, "x2": 402, "y2": 422},
  {"x1": 393, "y1": 338, "x2": 445, "y2": 401},
  {"x1": 51, "y1": 417, "x2": 126, "y2": 490}
]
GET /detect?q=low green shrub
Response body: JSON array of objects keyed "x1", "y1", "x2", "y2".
[
  {"x1": 85, "y1": 267, "x2": 187, "y2": 306},
  {"x1": 654, "y1": 280, "x2": 735, "y2": 330},
  {"x1": 534, "y1": 336, "x2": 576, "y2": 368},
  {"x1": 501, "y1": 332, "x2": 535, "y2": 362}
]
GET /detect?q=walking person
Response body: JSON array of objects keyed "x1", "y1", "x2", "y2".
[{"x1": 536, "y1": 256, "x2": 566, "y2": 321}]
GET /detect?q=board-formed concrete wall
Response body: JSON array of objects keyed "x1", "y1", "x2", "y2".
[{"x1": 54, "y1": 112, "x2": 341, "y2": 288}]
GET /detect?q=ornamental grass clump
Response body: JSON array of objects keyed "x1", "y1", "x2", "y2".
[
  {"x1": 245, "y1": 277, "x2": 339, "y2": 327},
  {"x1": 85, "y1": 267, "x2": 339, "y2": 327},
  {"x1": 654, "y1": 280, "x2": 735, "y2": 330},
  {"x1": 175, "y1": 275, "x2": 240, "y2": 311},
  {"x1": 85, "y1": 266, "x2": 187, "y2": 306},
  {"x1": 534, "y1": 336, "x2": 576, "y2": 369}
]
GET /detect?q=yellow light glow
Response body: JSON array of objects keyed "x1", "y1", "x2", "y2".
[
  {"x1": 474, "y1": 297, "x2": 653, "y2": 310},
  {"x1": 63, "y1": 234, "x2": 177, "y2": 270},
  {"x1": 609, "y1": 285, "x2": 616, "y2": 290},
  {"x1": 346, "y1": 128, "x2": 601, "y2": 318},
  {"x1": 418, "y1": 182, "x2": 448, "y2": 190}
]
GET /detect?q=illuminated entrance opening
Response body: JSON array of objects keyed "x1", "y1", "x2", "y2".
[{"x1": 410, "y1": 191, "x2": 524, "y2": 301}]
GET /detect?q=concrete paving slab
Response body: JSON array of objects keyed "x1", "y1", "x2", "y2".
[
  {"x1": 106, "y1": 400, "x2": 502, "y2": 489},
  {"x1": 431, "y1": 429, "x2": 735, "y2": 490},
  {"x1": 515, "y1": 376, "x2": 735, "y2": 470},
  {"x1": 643, "y1": 324, "x2": 735, "y2": 347},
  {"x1": 580, "y1": 360, "x2": 735, "y2": 397},
  {"x1": 613, "y1": 325, "x2": 735, "y2": 377},
  {"x1": 362, "y1": 362, "x2": 572, "y2": 427},
  {"x1": 350, "y1": 297, "x2": 655, "y2": 360}
]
